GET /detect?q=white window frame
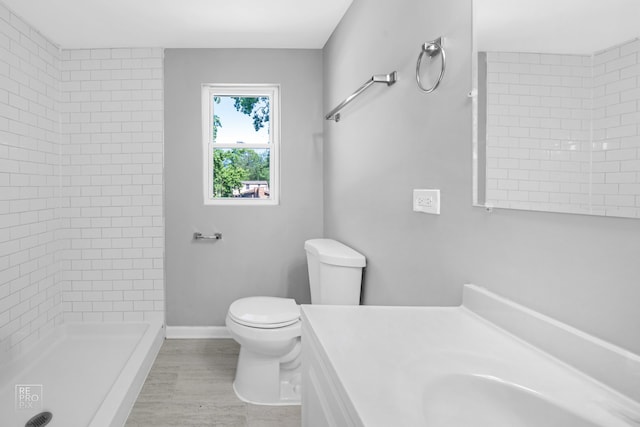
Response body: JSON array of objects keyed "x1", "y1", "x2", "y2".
[{"x1": 201, "y1": 84, "x2": 280, "y2": 206}]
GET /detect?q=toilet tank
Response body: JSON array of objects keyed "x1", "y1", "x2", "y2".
[{"x1": 304, "y1": 239, "x2": 366, "y2": 305}]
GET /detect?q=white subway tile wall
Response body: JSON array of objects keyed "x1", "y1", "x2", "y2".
[
  {"x1": 592, "y1": 39, "x2": 640, "y2": 217},
  {"x1": 485, "y1": 51, "x2": 593, "y2": 214},
  {"x1": 1, "y1": 1, "x2": 165, "y2": 360},
  {"x1": 60, "y1": 47, "x2": 164, "y2": 323},
  {"x1": 485, "y1": 39, "x2": 640, "y2": 217},
  {"x1": 0, "y1": 3, "x2": 64, "y2": 360}
]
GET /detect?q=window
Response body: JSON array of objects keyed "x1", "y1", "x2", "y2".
[{"x1": 202, "y1": 84, "x2": 279, "y2": 205}]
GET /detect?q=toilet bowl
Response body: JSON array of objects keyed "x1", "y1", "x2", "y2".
[
  {"x1": 225, "y1": 296, "x2": 302, "y2": 405},
  {"x1": 225, "y1": 239, "x2": 366, "y2": 405}
]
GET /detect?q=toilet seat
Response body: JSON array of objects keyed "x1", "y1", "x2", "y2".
[{"x1": 228, "y1": 296, "x2": 300, "y2": 329}]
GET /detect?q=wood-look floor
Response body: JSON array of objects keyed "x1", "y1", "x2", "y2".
[{"x1": 125, "y1": 339, "x2": 301, "y2": 427}]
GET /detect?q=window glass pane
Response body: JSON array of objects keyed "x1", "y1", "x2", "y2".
[
  {"x1": 213, "y1": 148, "x2": 271, "y2": 199},
  {"x1": 212, "y1": 95, "x2": 270, "y2": 144},
  {"x1": 203, "y1": 85, "x2": 278, "y2": 205}
]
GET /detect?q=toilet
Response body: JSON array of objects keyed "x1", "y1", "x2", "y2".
[{"x1": 225, "y1": 238, "x2": 366, "y2": 405}]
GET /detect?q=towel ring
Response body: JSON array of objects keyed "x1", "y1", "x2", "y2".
[{"x1": 416, "y1": 37, "x2": 446, "y2": 93}]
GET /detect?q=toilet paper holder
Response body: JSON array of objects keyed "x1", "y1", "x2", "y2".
[{"x1": 193, "y1": 232, "x2": 222, "y2": 241}]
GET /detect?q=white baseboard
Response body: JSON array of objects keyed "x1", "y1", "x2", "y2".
[{"x1": 165, "y1": 326, "x2": 231, "y2": 339}]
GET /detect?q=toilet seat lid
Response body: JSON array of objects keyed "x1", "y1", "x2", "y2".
[{"x1": 228, "y1": 297, "x2": 300, "y2": 328}]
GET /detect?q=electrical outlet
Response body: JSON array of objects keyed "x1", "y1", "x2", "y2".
[
  {"x1": 413, "y1": 189, "x2": 440, "y2": 214},
  {"x1": 416, "y1": 195, "x2": 430, "y2": 206}
]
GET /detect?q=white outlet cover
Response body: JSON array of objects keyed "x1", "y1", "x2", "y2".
[{"x1": 413, "y1": 189, "x2": 440, "y2": 214}]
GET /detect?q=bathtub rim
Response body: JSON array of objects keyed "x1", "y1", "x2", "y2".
[
  {"x1": 88, "y1": 320, "x2": 164, "y2": 427},
  {"x1": 0, "y1": 321, "x2": 164, "y2": 427}
]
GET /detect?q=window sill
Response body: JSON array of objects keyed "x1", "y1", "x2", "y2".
[{"x1": 204, "y1": 199, "x2": 279, "y2": 206}]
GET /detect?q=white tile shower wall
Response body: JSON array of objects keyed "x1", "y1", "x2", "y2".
[
  {"x1": 485, "y1": 40, "x2": 640, "y2": 216},
  {"x1": 592, "y1": 38, "x2": 640, "y2": 217},
  {"x1": 59, "y1": 48, "x2": 164, "y2": 323},
  {"x1": 485, "y1": 51, "x2": 593, "y2": 213},
  {"x1": 0, "y1": 2, "x2": 63, "y2": 360}
]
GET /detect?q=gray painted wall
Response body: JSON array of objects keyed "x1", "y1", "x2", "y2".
[
  {"x1": 323, "y1": 0, "x2": 640, "y2": 354},
  {"x1": 164, "y1": 49, "x2": 323, "y2": 326}
]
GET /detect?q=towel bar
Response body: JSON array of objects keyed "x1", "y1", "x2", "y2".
[{"x1": 325, "y1": 71, "x2": 397, "y2": 122}]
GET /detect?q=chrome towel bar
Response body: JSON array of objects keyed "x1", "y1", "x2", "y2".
[
  {"x1": 193, "y1": 232, "x2": 222, "y2": 241},
  {"x1": 325, "y1": 71, "x2": 397, "y2": 122},
  {"x1": 416, "y1": 37, "x2": 446, "y2": 93}
]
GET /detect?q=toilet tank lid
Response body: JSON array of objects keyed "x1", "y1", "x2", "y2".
[{"x1": 304, "y1": 239, "x2": 366, "y2": 267}]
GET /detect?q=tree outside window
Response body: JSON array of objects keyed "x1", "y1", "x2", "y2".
[{"x1": 202, "y1": 85, "x2": 279, "y2": 205}]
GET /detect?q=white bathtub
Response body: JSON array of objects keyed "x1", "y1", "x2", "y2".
[{"x1": 0, "y1": 322, "x2": 164, "y2": 427}]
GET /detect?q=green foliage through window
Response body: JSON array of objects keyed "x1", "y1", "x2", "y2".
[
  {"x1": 213, "y1": 149, "x2": 270, "y2": 198},
  {"x1": 204, "y1": 86, "x2": 278, "y2": 204},
  {"x1": 233, "y1": 97, "x2": 270, "y2": 132},
  {"x1": 212, "y1": 96, "x2": 270, "y2": 142},
  {"x1": 211, "y1": 95, "x2": 272, "y2": 198}
]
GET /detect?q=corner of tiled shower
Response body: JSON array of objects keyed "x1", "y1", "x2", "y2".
[{"x1": 0, "y1": 0, "x2": 165, "y2": 364}]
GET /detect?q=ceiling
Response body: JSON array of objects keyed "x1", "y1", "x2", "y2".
[
  {"x1": 476, "y1": 0, "x2": 640, "y2": 54},
  {"x1": 9, "y1": 0, "x2": 637, "y2": 54},
  {"x1": 3, "y1": 0, "x2": 353, "y2": 49}
]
